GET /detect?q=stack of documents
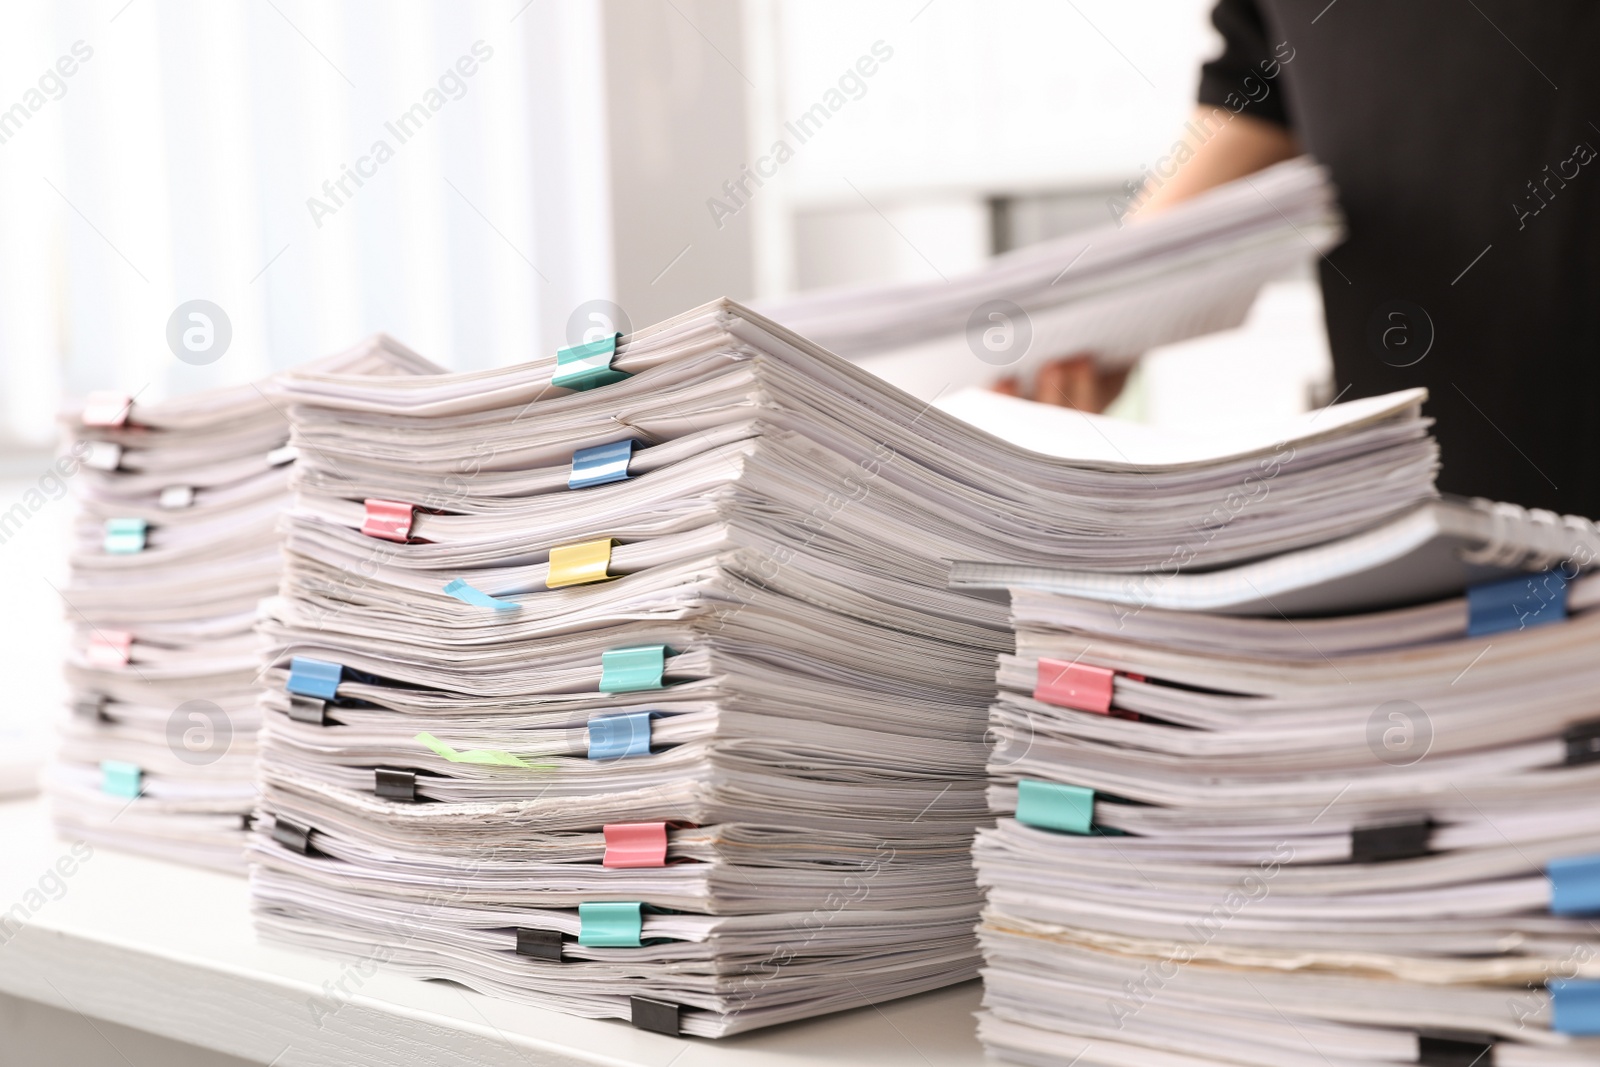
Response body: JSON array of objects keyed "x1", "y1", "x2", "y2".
[
  {"x1": 49, "y1": 338, "x2": 434, "y2": 870},
  {"x1": 246, "y1": 299, "x2": 1440, "y2": 1036},
  {"x1": 760, "y1": 157, "x2": 1341, "y2": 399},
  {"x1": 974, "y1": 500, "x2": 1600, "y2": 1065}
]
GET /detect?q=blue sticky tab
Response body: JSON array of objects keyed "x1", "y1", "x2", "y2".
[
  {"x1": 1467, "y1": 570, "x2": 1568, "y2": 637},
  {"x1": 1016, "y1": 779, "x2": 1096, "y2": 835},
  {"x1": 578, "y1": 901, "x2": 643, "y2": 947},
  {"x1": 553, "y1": 334, "x2": 627, "y2": 391},
  {"x1": 587, "y1": 712, "x2": 653, "y2": 760},
  {"x1": 442, "y1": 578, "x2": 520, "y2": 612},
  {"x1": 599, "y1": 645, "x2": 667, "y2": 693},
  {"x1": 1550, "y1": 979, "x2": 1600, "y2": 1035},
  {"x1": 569, "y1": 439, "x2": 634, "y2": 489},
  {"x1": 1549, "y1": 854, "x2": 1600, "y2": 915},
  {"x1": 287, "y1": 657, "x2": 343, "y2": 700},
  {"x1": 101, "y1": 760, "x2": 142, "y2": 798},
  {"x1": 104, "y1": 518, "x2": 148, "y2": 554}
]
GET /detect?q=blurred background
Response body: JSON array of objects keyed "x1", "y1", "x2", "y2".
[{"x1": 0, "y1": 0, "x2": 1332, "y2": 780}]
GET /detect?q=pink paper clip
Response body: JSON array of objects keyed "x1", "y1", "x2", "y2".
[
  {"x1": 361, "y1": 499, "x2": 414, "y2": 542},
  {"x1": 82, "y1": 392, "x2": 132, "y2": 428},
  {"x1": 87, "y1": 630, "x2": 134, "y2": 669},
  {"x1": 602, "y1": 822, "x2": 670, "y2": 868},
  {"x1": 1034, "y1": 658, "x2": 1116, "y2": 715}
]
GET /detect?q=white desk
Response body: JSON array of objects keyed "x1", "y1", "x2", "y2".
[{"x1": 0, "y1": 798, "x2": 990, "y2": 1066}]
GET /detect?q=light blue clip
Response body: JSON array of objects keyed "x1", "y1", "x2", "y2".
[
  {"x1": 552, "y1": 333, "x2": 627, "y2": 391},
  {"x1": 1015, "y1": 779, "x2": 1095, "y2": 835},
  {"x1": 442, "y1": 578, "x2": 519, "y2": 612},
  {"x1": 1467, "y1": 570, "x2": 1568, "y2": 637},
  {"x1": 578, "y1": 901, "x2": 643, "y2": 946},
  {"x1": 101, "y1": 759, "x2": 142, "y2": 798},
  {"x1": 587, "y1": 712, "x2": 653, "y2": 760},
  {"x1": 104, "y1": 518, "x2": 148, "y2": 554},
  {"x1": 287, "y1": 657, "x2": 343, "y2": 700},
  {"x1": 1550, "y1": 979, "x2": 1600, "y2": 1035},
  {"x1": 599, "y1": 645, "x2": 667, "y2": 693},
  {"x1": 1550, "y1": 854, "x2": 1600, "y2": 915},
  {"x1": 569, "y1": 439, "x2": 634, "y2": 489}
]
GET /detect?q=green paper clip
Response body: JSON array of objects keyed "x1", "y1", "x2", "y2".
[
  {"x1": 415, "y1": 732, "x2": 548, "y2": 770},
  {"x1": 104, "y1": 518, "x2": 148, "y2": 554},
  {"x1": 1016, "y1": 779, "x2": 1096, "y2": 834},
  {"x1": 101, "y1": 759, "x2": 142, "y2": 798},
  {"x1": 579, "y1": 901, "x2": 643, "y2": 946},
  {"x1": 599, "y1": 645, "x2": 668, "y2": 693},
  {"x1": 552, "y1": 334, "x2": 628, "y2": 391}
]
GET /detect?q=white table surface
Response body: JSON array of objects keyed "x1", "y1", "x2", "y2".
[{"x1": 0, "y1": 797, "x2": 991, "y2": 1066}]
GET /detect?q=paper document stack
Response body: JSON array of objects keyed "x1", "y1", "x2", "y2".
[
  {"x1": 973, "y1": 501, "x2": 1600, "y2": 1065},
  {"x1": 49, "y1": 339, "x2": 434, "y2": 870},
  {"x1": 760, "y1": 157, "x2": 1341, "y2": 399},
  {"x1": 247, "y1": 299, "x2": 1439, "y2": 1036}
]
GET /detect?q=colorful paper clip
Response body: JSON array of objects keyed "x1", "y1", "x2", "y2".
[
  {"x1": 578, "y1": 901, "x2": 643, "y2": 946},
  {"x1": 552, "y1": 333, "x2": 628, "y2": 391},
  {"x1": 361, "y1": 499, "x2": 414, "y2": 542},
  {"x1": 569, "y1": 439, "x2": 635, "y2": 489},
  {"x1": 100, "y1": 760, "x2": 142, "y2": 798},
  {"x1": 442, "y1": 578, "x2": 519, "y2": 612},
  {"x1": 87, "y1": 630, "x2": 134, "y2": 669},
  {"x1": 588, "y1": 713, "x2": 653, "y2": 760},
  {"x1": 548, "y1": 539, "x2": 615, "y2": 588},
  {"x1": 104, "y1": 518, "x2": 148, "y2": 554},
  {"x1": 286, "y1": 657, "x2": 342, "y2": 700},
  {"x1": 599, "y1": 645, "x2": 667, "y2": 693},
  {"x1": 1015, "y1": 779, "x2": 1095, "y2": 835},
  {"x1": 1034, "y1": 658, "x2": 1116, "y2": 714},
  {"x1": 82, "y1": 392, "x2": 132, "y2": 427},
  {"x1": 1550, "y1": 979, "x2": 1600, "y2": 1035},
  {"x1": 603, "y1": 822, "x2": 670, "y2": 868},
  {"x1": 1466, "y1": 569, "x2": 1568, "y2": 637},
  {"x1": 1549, "y1": 854, "x2": 1600, "y2": 915}
]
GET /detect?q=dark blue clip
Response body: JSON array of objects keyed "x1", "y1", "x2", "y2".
[
  {"x1": 569, "y1": 439, "x2": 634, "y2": 490},
  {"x1": 1466, "y1": 569, "x2": 1568, "y2": 637}
]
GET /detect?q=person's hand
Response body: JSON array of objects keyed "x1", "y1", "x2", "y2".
[{"x1": 994, "y1": 353, "x2": 1130, "y2": 414}]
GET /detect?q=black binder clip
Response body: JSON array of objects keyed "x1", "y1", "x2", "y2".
[
  {"x1": 72, "y1": 694, "x2": 108, "y2": 721},
  {"x1": 1418, "y1": 1028, "x2": 1495, "y2": 1066},
  {"x1": 375, "y1": 768, "x2": 418, "y2": 802},
  {"x1": 287, "y1": 694, "x2": 328, "y2": 726},
  {"x1": 515, "y1": 928, "x2": 563, "y2": 962},
  {"x1": 271, "y1": 816, "x2": 314, "y2": 855},
  {"x1": 1564, "y1": 720, "x2": 1600, "y2": 766},
  {"x1": 1351, "y1": 816, "x2": 1432, "y2": 863},
  {"x1": 629, "y1": 996, "x2": 680, "y2": 1036}
]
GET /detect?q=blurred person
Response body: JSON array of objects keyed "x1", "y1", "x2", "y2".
[{"x1": 1013, "y1": 0, "x2": 1600, "y2": 518}]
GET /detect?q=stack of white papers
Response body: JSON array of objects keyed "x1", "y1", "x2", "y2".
[
  {"x1": 975, "y1": 513, "x2": 1600, "y2": 1065},
  {"x1": 246, "y1": 299, "x2": 1438, "y2": 1037},
  {"x1": 48, "y1": 338, "x2": 435, "y2": 871},
  {"x1": 759, "y1": 157, "x2": 1341, "y2": 398}
]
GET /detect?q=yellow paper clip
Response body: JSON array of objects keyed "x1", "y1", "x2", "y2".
[{"x1": 547, "y1": 538, "x2": 615, "y2": 588}]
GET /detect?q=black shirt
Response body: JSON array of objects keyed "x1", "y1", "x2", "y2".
[{"x1": 1199, "y1": 0, "x2": 1600, "y2": 517}]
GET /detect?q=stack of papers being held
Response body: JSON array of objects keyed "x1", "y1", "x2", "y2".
[
  {"x1": 975, "y1": 505, "x2": 1600, "y2": 1065},
  {"x1": 247, "y1": 299, "x2": 1438, "y2": 1036},
  {"x1": 49, "y1": 339, "x2": 434, "y2": 870},
  {"x1": 759, "y1": 157, "x2": 1341, "y2": 399}
]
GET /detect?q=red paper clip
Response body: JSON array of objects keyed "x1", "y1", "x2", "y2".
[
  {"x1": 602, "y1": 822, "x2": 670, "y2": 868},
  {"x1": 1034, "y1": 658, "x2": 1116, "y2": 714},
  {"x1": 82, "y1": 392, "x2": 132, "y2": 428},
  {"x1": 361, "y1": 499, "x2": 415, "y2": 542},
  {"x1": 86, "y1": 630, "x2": 134, "y2": 669}
]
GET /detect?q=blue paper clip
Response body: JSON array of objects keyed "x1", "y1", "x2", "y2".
[
  {"x1": 569, "y1": 439, "x2": 635, "y2": 489},
  {"x1": 101, "y1": 760, "x2": 142, "y2": 798},
  {"x1": 1467, "y1": 570, "x2": 1568, "y2": 637},
  {"x1": 442, "y1": 578, "x2": 519, "y2": 612},
  {"x1": 587, "y1": 712, "x2": 653, "y2": 760},
  {"x1": 287, "y1": 657, "x2": 343, "y2": 700},
  {"x1": 552, "y1": 334, "x2": 627, "y2": 391},
  {"x1": 1549, "y1": 854, "x2": 1600, "y2": 915},
  {"x1": 1550, "y1": 979, "x2": 1600, "y2": 1035}
]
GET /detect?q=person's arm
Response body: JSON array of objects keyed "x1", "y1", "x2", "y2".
[{"x1": 1130, "y1": 107, "x2": 1299, "y2": 218}]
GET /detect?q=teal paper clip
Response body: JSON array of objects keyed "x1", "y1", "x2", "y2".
[
  {"x1": 599, "y1": 645, "x2": 667, "y2": 693},
  {"x1": 1467, "y1": 569, "x2": 1568, "y2": 637},
  {"x1": 1550, "y1": 854, "x2": 1600, "y2": 915},
  {"x1": 578, "y1": 901, "x2": 643, "y2": 947},
  {"x1": 588, "y1": 712, "x2": 653, "y2": 760},
  {"x1": 442, "y1": 578, "x2": 519, "y2": 612},
  {"x1": 569, "y1": 439, "x2": 634, "y2": 489},
  {"x1": 1015, "y1": 779, "x2": 1095, "y2": 835},
  {"x1": 552, "y1": 334, "x2": 627, "y2": 391},
  {"x1": 101, "y1": 759, "x2": 142, "y2": 798},
  {"x1": 1550, "y1": 979, "x2": 1600, "y2": 1035},
  {"x1": 104, "y1": 518, "x2": 148, "y2": 554},
  {"x1": 287, "y1": 657, "x2": 342, "y2": 700}
]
